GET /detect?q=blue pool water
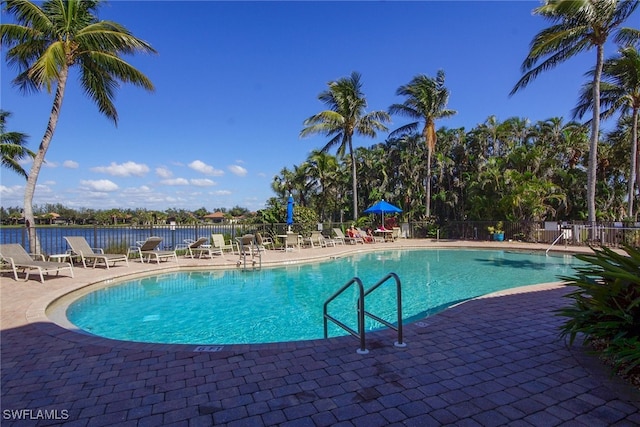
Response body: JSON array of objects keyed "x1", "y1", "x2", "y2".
[{"x1": 66, "y1": 249, "x2": 581, "y2": 345}]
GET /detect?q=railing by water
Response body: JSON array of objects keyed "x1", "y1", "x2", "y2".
[
  {"x1": 2, "y1": 219, "x2": 638, "y2": 256},
  {"x1": 323, "y1": 272, "x2": 405, "y2": 354}
]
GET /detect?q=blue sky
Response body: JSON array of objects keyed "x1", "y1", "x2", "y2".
[{"x1": 1, "y1": 1, "x2": 634, "y2": 213}]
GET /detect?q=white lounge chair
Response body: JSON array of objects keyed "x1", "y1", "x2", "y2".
[
  {"x1": 0, "y1": 243, "x2": 74, "y2": 283},
  {"x1": 334, "y1": 228, "x2": 363, "y2": 245},
  {"x1": 176, "y1": 237, "x2": 217, "y2": 258},
  {"x1": 318, "y1": 234, "x2": 337, "y2": 247},
  {"x1": 128, "y1": 236, "x2": 178, "y2": 264},
  {"x1": 303, "y1": 231, "x2": 327, "y2": 248},
  {"x1": 64, "y1": 236, "x2": 129, "y2": 269},
  {"x1": 331, "y1": 228, "x2": 346, "y2": 245}
]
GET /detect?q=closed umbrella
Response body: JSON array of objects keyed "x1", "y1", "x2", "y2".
[
  {"x1": 286, "y1": 195, "x2": 294, "y2": 232},
  {"x1": 363, "y1": 200, "x2": 402, "y2": 228}
]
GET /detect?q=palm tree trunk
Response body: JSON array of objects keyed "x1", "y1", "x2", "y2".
[
  {"x1": 426, "y1": 145, "x2": 432, "y2": 218},
  {"x1": 349, "y1": 138, "x2": 358, "y2": 220},
  {"x1": 587, "y1": 44, "x2": 604, "y2": 225},
  {"x1": 627, "y1": 109, "x2": 638, "y2": 219},
  {"x1": 24, "y1": 66, "x2": 69, "y2": 254},
  {"x1": 632, "y1": 108, "x2": 639, "y2": 219}
]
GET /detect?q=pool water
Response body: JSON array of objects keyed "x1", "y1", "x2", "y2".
[{"x1": 66, "y1": 249, "x2": 581, "y2": 345}]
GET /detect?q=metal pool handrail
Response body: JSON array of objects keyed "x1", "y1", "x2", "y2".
[{"x1": 323, "y1": 272, "x2": 405, "y2": 354}]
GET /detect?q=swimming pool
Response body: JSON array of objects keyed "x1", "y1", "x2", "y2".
[{"x1": 65, "y1": 249, "x2": 581, "y2": 345}]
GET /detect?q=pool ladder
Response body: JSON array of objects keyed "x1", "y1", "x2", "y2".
[
  {"x1": 235, "y1": 235, "x2": 262, "y2": 271},
  {"x1": 323, "y1": 272, "x2": 406, "y2": 354}
]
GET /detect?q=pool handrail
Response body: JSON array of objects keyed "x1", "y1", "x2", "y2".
[
  {"x1": 363, "y1": 272, "x2": 405, "y2": 348},
  {"x1": 323, "y1": 277, "x2": 367, "y2": 354},
  {"x1": 323, "y1": 272, "x2": 406, "y2": 354}
]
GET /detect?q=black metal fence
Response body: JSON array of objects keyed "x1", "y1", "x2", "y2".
[{"x1": 1, "y1": 220, "x2": 638, "y2": 256}]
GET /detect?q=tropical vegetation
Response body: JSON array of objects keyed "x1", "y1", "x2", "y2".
[
  {"x1": 389, "y1": 70, "x2": 456, "y2": 218},
  {"x1": 300, "y1": 72, "x2": 390, "y2": 220},
  {"x1": 0, "y1": 0, "x2": 156, "y2": 251},
  {"x1": 557, "y1": 245, "x2": 640, "y2": 380},
  {"x1": 510, "y1": 0, "x2": 640, "y2": 225},
  {"x1": 0, "y1": 109, "x2": 34, "y2": 179}
]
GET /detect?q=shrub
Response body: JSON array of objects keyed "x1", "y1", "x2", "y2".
[{"x1": 557, "y1": 245, "x2": 640, "y2": 377}]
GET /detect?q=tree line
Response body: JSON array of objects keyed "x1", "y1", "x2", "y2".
[{"x1": 1, "y1": 1, "x2": 638, "y2": 251}]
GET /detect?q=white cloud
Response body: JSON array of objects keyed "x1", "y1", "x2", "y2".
[
  {"x1": 212, "y1": 190, "x2": 232, "y2": 196},
  {"x1": 91, "y1": 161, "x2": 149, "y2": 177},
  {"x1": 190, "y1": 178, "x2": 216, "y2": 187},
  {"x1": 160, "y1": 178, "x2": 189, "y2": 186},
  {"x1": 80, "y1": 179, "x2": 119, "y2": 192},
  {"x1": 63, "y1": 160, "x2": 79, "y2": 169},
  {"x1": 156, "y1": 167, "x2": 172, "y2": 178},
  {"x1": 0, "y1": 184, "x2": 22, "y2": 197},
  {"x1": 228, "y1": 165, "x2": 248, "y2": 177},
  {"x1": 188, "y1": 160, "x2": 224, "y2": 176},
  {"x1": 122, "y1": 185, "x2": 152, "y2": 194}
]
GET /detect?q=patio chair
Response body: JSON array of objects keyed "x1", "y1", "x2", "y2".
[
  {"x1": 331, "y1": 228, "x2": 347, "y2": 245},
  {"x1": 303, "y1": 231, "x2": 324, "y2": 248},
  {"x1": 392, "y1": 227, "x2": 402, "y2": 241},
  {"x1": 284, "y1": 233, "x2": 300, "y2": 251},
  {"x1": 318, "y1": 234, "x2": 337, "y2": 247},
  {"x1": 176, "y1": 237, "x2": 215, "y2": 258},
  {"x1": 0, "y1": 243, "x2": 74, "y2": 283},
  {"x1": 128, "y1": 236, "x2": 178, "y2": 264},
  {"x1": 334, "y1": 227, "x2": 363, "y2": 245},
  {"x1": 256, "y1": 232, "x2": 274, "y2": 250},
  {"x1": 63, "y1": 236, "x2": 129, "y2": 269},
  {"x1": 211, "y1": 234, "x2": 234, "y2": 254},
  {"x1": 236, "y1": 234, "x2": 260, "y2": 257}
]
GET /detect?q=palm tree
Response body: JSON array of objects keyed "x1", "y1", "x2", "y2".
[
  {"x1": 1, "y1": 0, "x2": 156, "y2": 252},
  {"x1": 510, "y1": 0, "x2": 639, "y2": 223},
  {"x1": 0, "y1": 109, "x2": 34, "y2": 179},
  {"x1": 389, "y1": 70, "x2": 456, "y2": 218},
  {"x1": 574, "y1": 45, "x2": 640, "y2": 218},
  {"x1": 300, "y1": 71, "x2": 390, "y2": 220}
]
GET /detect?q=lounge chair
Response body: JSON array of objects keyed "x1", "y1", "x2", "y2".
[
  {"x1": 63, "y1": 236, "x2": 129, "y2": 269},
  {"x1": 331, "y1": 228, "x2": 347, "y2": 245},
  {"x1": 303, "y1": 231, "x2": 325, "y2": 248},
  {"x1": 176, "y1": 237, "x2": 215, "y2": 258},
  {"x1": 318, "y1": 234, "x2": 337, "y2": 247},
  {"x1": 0, "y1": 243, "x2": 74, "y2": 283},
  {"x1": 356, "y1": 228, "x2": 375, "y2": 244},
  {"x1": 211, "y1": 234, "x2": 234, "y2": 254},
  {"x1": 334, "y1": 228, "x2": 363, "y2": 245},
  {"x1": 128, "y1": 236, "x2": 178, "y2": 264}
]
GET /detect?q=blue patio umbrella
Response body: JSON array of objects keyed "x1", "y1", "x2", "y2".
[
  {"x1": 364, "y1": 200, "x2": 402, "y2": 227},
  {"x1": 286, "y1": 195, "x2": 294, "y2": 231}
]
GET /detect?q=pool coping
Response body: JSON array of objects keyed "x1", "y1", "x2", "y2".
[{"x1": 13, "y1": 239, "x2": 589, "y2": 355}]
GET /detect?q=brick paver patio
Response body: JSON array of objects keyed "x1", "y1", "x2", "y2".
[{"x1": 1, "y1": 240, "x2": 638, "y2": 426}]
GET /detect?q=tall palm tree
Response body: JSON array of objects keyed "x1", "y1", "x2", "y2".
[
  {"x1": 389, "y1": 70, "x2": 456, "y2": 218},
  {"x1": 574, "y1": 45, "x2": 640, "y2": 218},
  {"x1": 510, "y1": 0, "x2": 639, "y2": 223},
  {"x1": 300, "y1": 71, "x2": 390, "y2": 220},
  {"x1": 1, "y1": 0, "x2": 156, "y2": 252},
  {"x1": 0, "y1": 109, "x2": 34, "y2": 179}
]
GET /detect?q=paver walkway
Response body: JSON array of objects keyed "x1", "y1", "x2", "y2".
[{"x1": 1, "y1": 240, "x2": 639, "y2": 426}]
